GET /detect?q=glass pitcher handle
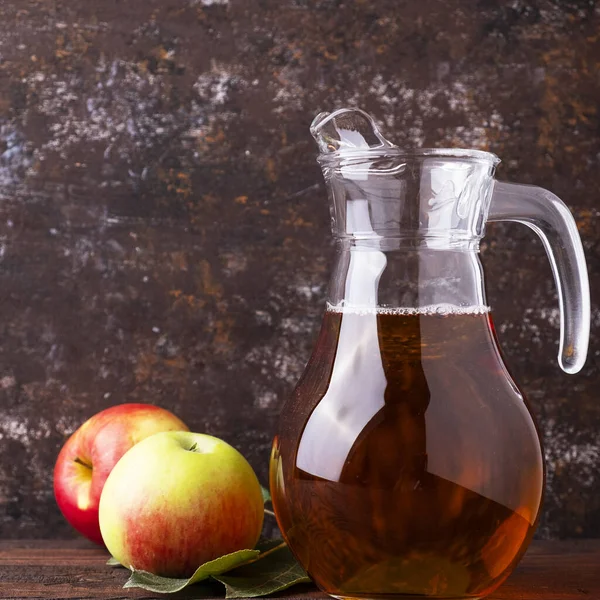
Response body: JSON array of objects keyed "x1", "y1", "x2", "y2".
[{"x1": 488, "y1": 181, "x2": 590, "y2": 374}]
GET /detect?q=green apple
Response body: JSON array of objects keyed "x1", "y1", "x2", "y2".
[{"x1": 98, "y1": 431, "x2": 264, "y2": 578}]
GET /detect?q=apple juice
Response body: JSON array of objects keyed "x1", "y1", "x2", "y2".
[{"x1": 271, "y1": 307, "x2": 544, "y2": 599}]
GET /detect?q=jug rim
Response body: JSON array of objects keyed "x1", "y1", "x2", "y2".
[{"x1": 317, "y1": 147, "x2": 500, "y2": 166}]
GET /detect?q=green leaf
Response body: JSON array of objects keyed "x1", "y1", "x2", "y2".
[
  {"x1": 123, "y1": 549, "x2": 260, "y2": 593},
  {"x1": 116, "y1": 536, "x2": 312, "y2": 598},
  {"x1": 214, "y1": 543, "x2": 311, "y2": 598},
  {"x1": 260, "y1": 485, "x2": 271, "y2": 504},
  {"x1": 106, "y1": 556, "x2": 121, "y2": 567}
]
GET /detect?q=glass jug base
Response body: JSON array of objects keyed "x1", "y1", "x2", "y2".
[
  {"x1": 271, "y1": 309, "x2": 542, "y2": 600},
  {"x1": 330, "y1": 594, "x2": 483, "y2": 600}
]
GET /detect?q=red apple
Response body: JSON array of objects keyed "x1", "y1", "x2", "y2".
[
  {"x1": 54, "y1": 403, "x2": 189, "y2": 545},
  {"x1": 98, "y1": 431, "x2": 265, "y2": 577}
]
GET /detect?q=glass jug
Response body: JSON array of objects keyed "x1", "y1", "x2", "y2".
[{"x1": 270, "y1": 108, "x2": 590, "y2": 600}]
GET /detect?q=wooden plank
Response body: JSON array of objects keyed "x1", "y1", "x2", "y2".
[{"x1": 0, "y1": 540, "x2": 597, "y2": 599}]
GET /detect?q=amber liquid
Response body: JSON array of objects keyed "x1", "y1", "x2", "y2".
[{"x1": 271, "y1": 308, "x2": 544, "y2": 599}]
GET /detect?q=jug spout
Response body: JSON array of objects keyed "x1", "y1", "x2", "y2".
[{"x1": 310, "y1": 108, "x2": 397, "y2": 154}]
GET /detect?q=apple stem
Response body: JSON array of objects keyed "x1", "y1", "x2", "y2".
[
  {"x1": 264, "y1": 509, "x2": 276, "y2": 517},
  {"x1": 246, "y1": 541, "x2": 287, "y2": 565},
  {"x1": 73, "y1": 457, "x2": 93, "y2": 470}
]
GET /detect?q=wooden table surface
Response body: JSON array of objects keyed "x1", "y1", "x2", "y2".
[{"x1": 0, "y1": 540, "x2": 598, "y2": 600}]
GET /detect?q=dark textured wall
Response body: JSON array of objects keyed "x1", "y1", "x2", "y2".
[{"x1": 0, "y1": 0, "x2": 598, "y2": 540}]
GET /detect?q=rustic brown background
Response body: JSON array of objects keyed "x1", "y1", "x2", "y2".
[{"x1": 0, "y1": 0, "x2": 598, "y2": 540}]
